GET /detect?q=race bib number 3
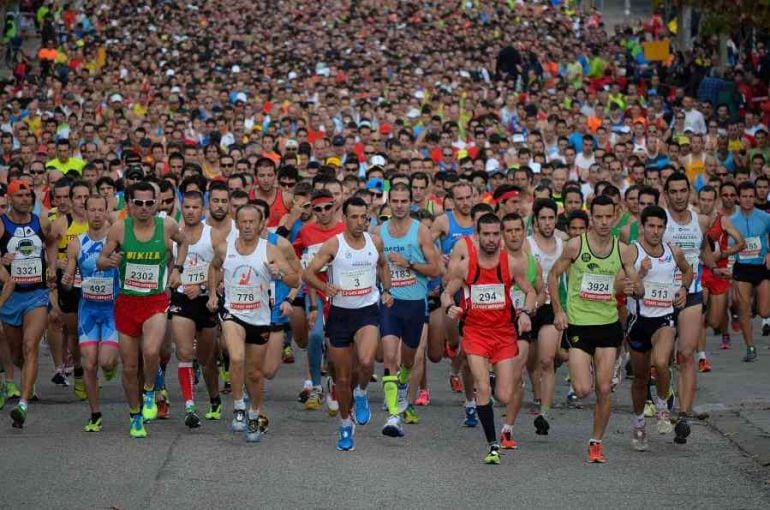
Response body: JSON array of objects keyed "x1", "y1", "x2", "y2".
[
  {"x1": 739, "y1": 237, "x2": 761, "y2": 260},
  {"x1": 390, "y1": 267, "x2": 416, "y2": 288},
  {"x1": 643, "y1": 280, "x2": 673, "y2": 308},
  {"x1": 82, "y1": 277, "x2": 114, "y2": 302},
  {"x1": 124, "y1": 263, "x2": 160, "y2": 292},
  {"x1": 579, "y1": 273, "x2": 614, "y2": 301},
  {"x1": 228, "y1": 284, "x2": 263, "y2": 311},
  {"x1": 338, "y1": 269, "x2": 374, "y2": 296},
  {"x1": 11, "y1": 258, "x2": 43, "y2": 284},
  {"x1": 181, "y1": 262, "x2": 208, "y2": 286},
  {"x1": 470, "y1": 283, "x2": 506, "y2": 310}
]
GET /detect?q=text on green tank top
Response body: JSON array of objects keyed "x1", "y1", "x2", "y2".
[
  {"x1": 567, "y1": 233, "x2": 621, "y2": 325},
  {"x1": 120, "y1": 216, "x2": 167, "y2": 295},
  {"x1": 510, "y1": 252, "x2": 536, "y2": 310}
]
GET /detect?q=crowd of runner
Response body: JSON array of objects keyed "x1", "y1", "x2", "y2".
[{"x1": 0, "y1": 0, "x2": 769, "y2": 464}]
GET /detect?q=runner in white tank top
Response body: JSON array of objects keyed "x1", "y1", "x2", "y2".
[{"x1": 328, "y1": 232, "x2": 380, "y2": 309}]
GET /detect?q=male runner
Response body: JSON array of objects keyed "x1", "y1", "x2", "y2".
[
  {"x1": 442, "y1": 213, "x2": 536, "y2": 464},
  {"x1": 303, "y1": 196, "x2": 393, "y2": 451},
  {"x1": 550, "y1": 195, "x2": 643, "y2": 463},
  {"x1": 375, "y1": 183, "x2": 440, "y2": 436},
  {"x1": 627, "y1": 205, "x2": 692, "y2": 451},
  {"x1": 97, "y1": 181, "x2": 188, "y2": 438},
  {"x1": 62, "y1": 194, "x2": 120, "y2": 432},
  {"x1": 1, "y1": 180, "x2": 57, "y2": 428},
  {"x1": 207, "y1": 204, "x2": 298, "y2": 441}
]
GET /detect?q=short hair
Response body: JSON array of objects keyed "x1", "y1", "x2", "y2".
[
  {"x1": 664, "y1": 171, "x2": 690, "y2": 192},
  {"x1": 698, "y1": 185, "x2": 717, "y2": 198},
  {"x1": 235, "y1": 203, "x2": 264, "y2": 221},
  {"x1": 601, "y1": 184, "x2": 621, "y2": 199},
  {"x1": 342, "y1": 196, "x2": 368, "y2": 215},
  {"x1": 533, "y1": 198, "x2": 558, "y2": 218},
  {"x1": 501, "y1": 212, "x2": 525, "y2": 228},
  {"x1": 182, "y1": 190, "x2": 204, "y2": 203},
  {"x1": 251, "y1": 198, "x2": 270, "y2": 220},
  {"x1": 230, "y1": 189, "x2": 250, "y2": 202},
  {"x1": 69, "y1": 180, "x2": 91, "y2": 198},
  {"x1": 389, "y1": 182, "x2": 412, "y2": 201},
  {"x1": 85, "y1": 194, "x2": 108, "y2": 209},
  {"x1": 293, "y1": 181, "x2": 313, "y2": 196},
  {"x1": 95, "y1": 176, "x2": 115, "y2": 189},
  {"x1": 567, "y1": 210, "x2": 589, "y2": 227},
  {"x1": 738, "y1": 180, "x2": 756, "y2": 194},
  {"x1": 476, "y1": 212, "x2": 501, "y2": 232},
  {"x1": 638, "y1": 186, "x2": 660, "y2": 204},
  {"x1": 310, "y1": 189, "x2": 334, "y2": 202},
  {"x1": 590, "y1": 194, "x2": 615, "y2": 213},
  {"x1": 471, "y1": 202, "x2": 495, "y2": 218},
  {"x1": 126, "y1": 181, "x2": 156, "y2": 199},
  {"x1": 640, "y1": 205, "x2": 668, "y2": 226}
]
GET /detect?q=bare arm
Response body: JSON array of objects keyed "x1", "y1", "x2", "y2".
[
  {"x1": 0, "y1": 265, "x2": 15, "y2": 308},
  {"x1": 97, "y1": 221, "x2": 124, "y2": 270},
  {"x1": 549, "y1": 237, "x2": 579, "y2": 316},
  {"x1": 302, "y1": 236, "x2": 339, "y2": 294},
  {"x1": 720, "y1": 216, "x2": 745, "y2": 258},
  {"x1": 61, "y1": 237, "x2": 80, "y2": 289},
  {"x1": 266, "y1": 243, "x2": 299, "y2": 289},
  {"x1": 206, "y1": 239, "x2": 226, "y2": 311}
]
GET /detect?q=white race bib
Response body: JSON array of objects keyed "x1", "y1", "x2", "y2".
[
  {"x1": 579, "y1": 273, "x2": 614, "y2": 301},
  {"x1": 643, "y1": 280, "x2": 674, "y2": 308},
  {"x1": 338, "y1": 268, "x2": 374, "y2": 296},
  {"x1": 124, "y1": 263, "x2": 160, "y2": 292},
  {"x1": 10, "y1": 258, "x2": 42, "y2": 284},
  {"x1": 510, "y1": 287, "x2": 526, "y2": 310},
  {"x1": 470, "y1": 283, "x2": 506, "y2": 310},
  {"x1": 81, "y1": 277, "x2": 114, "y2": 302},
  {"x1": 301, "y1": 245, "x2": 323, "y2": 270},
  {"x1": 390, "y1": 266, "x2": 416, "y2": 288},
  {"x1": 739, "y1": 236, "x2": 761, "y2": 260},
  {"x1": 675, "y1": 252, "x2": 701, "y2": 284},
  {"x1": 228, "y1": 284, "x2": 263, "y2": 311},
  {"x1": 181, "y1": 262, "x2": 208, "y2": 286}
]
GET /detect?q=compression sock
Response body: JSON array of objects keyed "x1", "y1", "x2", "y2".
[
  {"x1": 398, "y1": 365, "x2": 411, "y2": 384},
  {"x1": 178, "y1": 362, "x2": 195, "y2": 407},
  {"x1": 154, "y1": 367, "x2": 165, "y2": 391},
  {"x1": 382, "y1": 374, "x2": 398, "y2": 416},
  {"x1": 476, "y1": 402, "x2": 497, "y2": 444}
]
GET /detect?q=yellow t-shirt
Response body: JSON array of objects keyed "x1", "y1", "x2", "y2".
[{"x1": 46, "y1": 157, "x2": 86, "y2": 175}]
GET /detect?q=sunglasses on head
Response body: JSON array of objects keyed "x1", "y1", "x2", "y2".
[
  {"x1": 313, "y1": 204, "x2": 333, "y2": 213},
  {"x1": 132, "y1": 199, "x2": 156, "y2": 207}
]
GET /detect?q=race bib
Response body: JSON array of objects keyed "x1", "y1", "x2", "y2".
[
  {"x1": 81, "y1": 277, "x2": 114, "y2": 302},
  {"x1": 228, "y1": 284, "x2": 263, "y2": 311},
  {"x1": 11, "y1": 258, "x2": 42, "y2": 284},
  {"x1": 301, "y1": 245, "x2": 325, "y2": 271},
  {"x1": 124, "y1": 263, "x2": 160, "y2": 292},
  {"x1": 181, "y1": 262, "x2": 208, "y2": 286},
  {"x1": 390, "y1": 266, "x2": 416, "y2": 287},
  {"x1": 579, "y1": 273, "x2": 614, "y2": 301},
  {"x1": 510, "y1": 287, "x2": 526, "y2": 310},
  {"x1": 643, "y1": 280, "x2": 674, "y2": 308},
  {"x1": 739, "y1": 236, "x2": 761, "y2": 260},
  {"x1": 73, "y1": 270, "x2": 82, "y2": 288},
  {"x1": 470, "y1": 283, "x2": 506, "y2": 310},
  {"x1": 338, "y1": 268, "x2": 374, "y2": 296},
  {"x1": 675, "y1": 252, "x2": 701, "y2": 284}
]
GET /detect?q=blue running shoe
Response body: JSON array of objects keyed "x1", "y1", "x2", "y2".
[
  {"x1": 353, "y1": 391, "x2": 371, "y2": 425},
  {"x1": 464, "y1": 405, "x2": 478, "y2": 427},
  {"x1": 337, "y1": 423, "x2": 355, "y2": 451}
]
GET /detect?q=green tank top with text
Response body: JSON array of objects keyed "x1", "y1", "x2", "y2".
[
  {"x1": 566, "y1": 233, "x2": 621, "y2": 325},
  {"x1": 119, "y1": 216, "x2": 167, "y2": 296}
]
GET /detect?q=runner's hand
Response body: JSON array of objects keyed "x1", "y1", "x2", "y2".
[
  {"x1": 623, "y1": 277, "x2": 635, "y2": 296},
  {"x1": 324, "y1": 283, "x2": 339, "y2": 297},
  {"x1": 61, "y1": 272, "x2": 74, "y2": 288},
  {"x1": 714, "y1": 267, "x2": 731, "y2": 278},
  {"x1": 381, "y1": 291, "x2": 394, "y2": 308},
  {"x1": 554, "y1": 310, "x2": 568, "y2": 331},
  {"x1": 168, "y1": 267, "x2": 181, "y2": 289},
  {"x1": 206, "y1": 296, "x2": 218, "y2": 312},
  {"x1": 388, "y1": 252, "x2": 408, "y2": 267},
  {"x1": 46, "y1": 267, "x2": 56, "y2": 289},
  {"x1": 183, "y1": 284, "x2": 201, "y2": 300},
  {"x1": 639, "y1": 256, "x2": 651, "y2": 278},
  {"x1": 674, "y1": 286, "x2": 687, "y2": 308},
  {"x1": 266, "y1": 260, "x2": 281, "y2": 279},
  {"x1": 280, "y1": 300, "x2": 292, "y2": 317},
  {"x1": 307, "y1": 309, "x2": 318, "y2": 329},
  {"x1": 105, "y1": 251, "x2": 121, "y2": 268},
  {"x1": 446, "y1": 304, "x2": 462, "y2": 320},
  {"x1": 1, "y1": 252, "x2": 15, "y2": 265},
  {"x1": 56, "y1": 258, "x2": 68, "y2": 270},
  {"x1": 517, "y1": 312, "x2": 532, "y2": 334}
]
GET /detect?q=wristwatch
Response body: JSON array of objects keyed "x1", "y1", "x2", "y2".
[{"x1": 174, "y1": 264, "x2": 184, "y2": 273}]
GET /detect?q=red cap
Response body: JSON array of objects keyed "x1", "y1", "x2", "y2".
[{"x1": 7, "y1": 180, "x2": 30, "y2": 195}]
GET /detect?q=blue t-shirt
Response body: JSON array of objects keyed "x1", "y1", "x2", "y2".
[{"x1": 730, "y1": 208, "x2": 770, "y2": 265}]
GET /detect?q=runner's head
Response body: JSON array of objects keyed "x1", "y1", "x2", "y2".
[
  {"x1": 251, "y1": 198, "x2": 270, "y2": 232},
  {"x1": 342, "y1": 196, "x2": 368, "y2": 238},
  {"x1": 638, "y1": 186, "x2": 659, "y2": 212},
  {"x1": 476, "y1": 212, "x2": 501, "y2": 255},
  {"x1": 388, "y1": 182, "x2": 412, "y2": 220},
  {"x1": 450, "y1": 181, "x2": 473, "y2": 217},
  {"x1": 719, "y1": 181, "x2": 737, "y2": 210},
  {"x1": 493, "y1": 184, "x2": 522, "y2": 216},
  {"x1": 589, "y1": 194, "x2": 615, "y2": 237},
  {"x1": 159, "y1": 180, "x2": 176, "y2": 215},
  {"x1": 755, "y1": 176, "x2": 769, "y2": 203},
  {"x1": 293, "y1": 181, "x2": 313, "y2": 222},
  {"x1": 234, "y1": 204, "x2": 264, "y2": 241},
  {"x1": 640, "y1": 205, "x2": 667, "y2": 246},
  {"x1": 533, "y1": 198, "x2": 558, "y2": 238},
  {"x1": 256, "y1": 158, "x2": 277, "y2": 193},
  {"x1": 409, "y1": 172, "x2": 430, "y2": 204},
  {"x1": 126, "y1": 181, "x2": 158, "y2": 221},
  {"x1": 697, "y1": 185, "x2": 717, "y2": 216},
  {"x1": 664, "y1": 172, "x2": 690, "y2": 212},
  {"x1": 737, "y1": 181, "x2": 757, "y2": 213},
  {"x1": 567, "y1": 210, "x2": 589, "y2": 238},
  {"x1": 85, "y1": 194, "x2": 108, "y2": 230},
  {"x1": 70, "y1": 180, "x2": 90, "y2": 217},
  {"x1": 53, "y1": 178, "x2": 73, "y2": 215},
  {"x1": 563, "y1": 187, "x2": 583, "y2": 215},
  {"x1": 7, "y1": 180, "x2": 33, "y2": 214},
  {"x1": 208, "y1": 182, "x2": 230, "y2": 222},
  {"x1": 471, "y1": 202, "x2": 495, "y2": 224},
  {"x1": 624, "y1": 185, "x2": 640, "y2": 215},
  {"x1": 182, "y1": 191, "x2": 205, "y2": 227},
  {"x1": 311, "y1": 189, "x2": 336, "y2": 226},
  {"x1": 501, "y1": 213, "x2": 526, "y2": 252}
]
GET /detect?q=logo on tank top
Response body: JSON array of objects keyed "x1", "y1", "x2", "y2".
[
  {"x1": 581, "y1": 252, "x2": 591, "y2": 262},
  {"x1": 16, "y1": 238, "x2": 35, "y2": 256}
]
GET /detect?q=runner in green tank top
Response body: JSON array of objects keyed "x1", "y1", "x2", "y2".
[
  {"x1": 548, "y1": 195, "x2": 643, "y2": 464},
  {"x1": 619, "y1": 186, "x2": 646, "y2": 244},
  {"x1": 98, "y1": 181, "x2": 189, "y2": 438},
  {"x1": 500, "y1": 213, "x2": 542, "y2": 449}
]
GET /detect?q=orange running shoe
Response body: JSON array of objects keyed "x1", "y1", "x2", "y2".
[
  {"x1": 449, "y1": 374, "x2": 463, "y2": 393},
  {"x1": 698, "y1": 358, "x2": 712, "y2": 373},
  {"x1": 157, "y1": 399, "x2": 170, "y2": 420},
  {"x1": 500, "y1": 430, "x2": 518, "y2": 449},
  {"x1": 587, "y1": 442, "x2": 606, "y2": 463}
]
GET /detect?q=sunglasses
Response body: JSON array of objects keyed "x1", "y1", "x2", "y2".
[
  {"x1": 132, "y1": 199, "x2": 156, "y2": 207},
  {"x1": 313, "y1": 204, "x2": 333, "y2": 213},
  {"x1": 30, "y1": 169, "x2": 46, "y2": 175},
  {"x1": 279, "y1": 181, "x2": 296, "y2": 188},
  {"x1": 371, "y1": 192, "x2": 383, "y2": 198},
  {"x1": 221, "y1": 163, "x2": 234, "y2": 168},
  {"x1": 716, "y1": 172, "x2": 729, "y2": 177},
  {"x1": 378, "y1": 215, "x2": 391, "y2": 222},
  {"x1": 162, "y1": 197, "x2": 175, "y2": 205}
]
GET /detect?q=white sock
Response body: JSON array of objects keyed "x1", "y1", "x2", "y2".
[
  {"x1": 465, "y1": 399, "x2": 476, "y2": 408},
  {"x1": 697, "y1": 351, "x2": 706, "y2": 361},
  {"x1": 248, "y1": 408, "x2": 260, "y2": 419},
  {"x1": 234, "y1": 399, "x2": 246, "y2": 410},
  {"x1": 654, "y1": 395, "x2": 667, "y2": 410},
  {"x1": 353, "y1": 386, "x2": 366, "y2": 397},
  {"x1": 633, "y1": 414, "x2": 646, "y2": 428},
  {"x1": 341, "y1": 416, "x2": 353, "y2": 426},
  {"x1": 502, "y1": 423, "x2": 513, "y2": 433}
]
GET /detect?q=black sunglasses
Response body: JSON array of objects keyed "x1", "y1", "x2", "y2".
[{"x1": 132, "y1": 199, "x2": 156, "y2": 207}]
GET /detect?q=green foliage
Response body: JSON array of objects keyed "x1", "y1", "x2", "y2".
[{"x1": 681, "y1": 0, "x2": 770, "y2": 34}]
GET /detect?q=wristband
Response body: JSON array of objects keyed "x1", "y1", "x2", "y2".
[{"x1": 309, "y1": 305, "x2": 318, "y2": 311}]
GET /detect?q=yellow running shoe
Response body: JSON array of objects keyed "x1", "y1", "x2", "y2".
[{"x1": 73, "y1": 377, "x2": 87, "y2": 400}]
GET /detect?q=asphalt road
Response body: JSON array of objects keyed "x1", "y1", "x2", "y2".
[{"x1": 1, "y1": 326, "x2": 770, "y2": 509}]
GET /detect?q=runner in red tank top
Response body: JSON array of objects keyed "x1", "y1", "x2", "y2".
[
  {"x1": 251, "y1": 158, "x2": 293, "y2": 230},
  {"x1": 442, "y1": 213, "x2": 536, "y2": 465}
]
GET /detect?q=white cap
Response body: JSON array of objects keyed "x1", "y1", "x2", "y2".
[
  {"x1": 235, "y1": 92, "x2": 247, "y2": 103},
  {"x1": 406, "y1": 108, "x2": 420, "y2": 119},
  {"x1": 166, "y1": 69, "x2": 175, "y2": 77},
  {"x1": 109, "y1": 93, "x2": 122, "y2": 103},
  {"x1": 231, "y1": 64, "x2": 241, "y2": 74},
  {"x1": 485, "y1": 158, "x2": 501, "y2": 172},
  {"x1": 370, "y1": 155, "x2": 387, "y2": 167}
]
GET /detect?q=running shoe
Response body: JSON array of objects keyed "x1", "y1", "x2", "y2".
[
  {"x1": 326, "y1": 379, "x2": 339, "y2": 417},
  {"x1": 297, "y1": 387, "x2": 311, "y2": 403},
  {"x1": 353, "y1": 390, "x2": 371, "y2": 425},
  {"x1": 51, "y1": 371, "x2": 68, "y2": 386},
  {"x1": 656, "y1": 408, "x2": 673, "y2": 434},
  {"x1": 10, "y1": 404, "x2": 26, "y2": 428},
  {"x1": 566, "y1": 391, "x2": 580, "y2": 407},
  {"x1": 382, "y1": 415, "x2": 404, "y2": 437},
  {"x1": 674, "y1": 416, "x2": 691, "y2": 444},
  {"x1": 205, "y1": 401, "x2": 223, "y2": 420},
  {"x1": 73, "y1": 377, "x2": 87, "y2": 400},
  {"x1": 5, "y1": 381, "x2": 20, "y2": 399},
  {"x1": 611, "y1": 356, "x2": 623, "y2": 391},
  {"x1": 304, "y1": 388, "x2": 323, "y2": 410},
  {"x1": 698, "y1": 358, "x2": 712, "y2": 373},
  {"x1": 720, "y1": 336, "x2": 731, "y2": 349},
  {"x1": 500, "y1": 430, "x2": 518, "y2": 449},
  {"x1": 731, "y1": 313, "x2": 740, "y2": 332},
  {"x1": 258, "y1": 414, "x2": 269, "y2": 434},
  {"x1": 534, "y1": 414, "x2": 550, "y2": 435},
  {"x1": 184, "y1": 405, "x2": 201, "y2": 429},
  {"x1": 667, "y1": 385, "x2": 676, "y2": 413},
  {"x1": 193, "y1": 360, "x2": 201, "y2": 385},
  {"x1": 103, "y1": 366, "x2": 117, "y2": 381},
  {"x1": 414, "y1": 389, "x2": 430, "y2": 406},
  {"x1": 444, "y1": 342, "x2": 458, "y2": 359},
  {"x1": 483, "y1": 444, "x2": 501, "y2": 465},
  {"x1": 743, "y1": 346, "x2": 758, "y2": 362},
  {"x1": 129, "y1": 414, "x2": 146, "y2": 438},
  {"x1": 84, "y1": 416, "x2": 102, "y2": 432},
  {"x1": 463, "y1": 405, "x2": 478, "y2": 427},
  {"x1": 282, "y1": 346, "x2": 295, "y2": 364},
  {"x1": 0, "y1": 382, "x2": 6, "y2": 410},
  {"x1": 644, "y1": 400, "x2": 656, "y2": 418},
  {"x1": 449, "y1": 374, "x2": 463, "y2": 393},
  {"x1": 396, "y1": 382, "x2": 409, "y2": 414},
  {"x1": 403, "y1": 404, "x2": 420, "y2": 424},
  {"x1": 337, "y1": 423, "x2": 355, "y2": 451},
  {"x1": 587, "y1": 442, "x2": 606, "y2": 463},
  {"x1": 156, "y1": 390, "x2": 170, "y2": 420},
  {"x1": 764, "y1": 323, "x2": 770, "y2": 336},
  {"x1": 142, "y1": 390, "x2": 158, "y2": 422},
  {"x1": 245, "y1": 416, "x2": 263, "y2": 443},
  {"x1": 632, "y1": 426, "x2": 648, "y2": 451},
  {"x1": 231, "y1": 409, "x2": 246, "y2": 432}
]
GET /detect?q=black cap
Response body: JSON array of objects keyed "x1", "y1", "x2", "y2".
[
  {"x1": 332, "y1": 135, "x2": 345, "y2": 147},
  {"x1": 125, "y1": 167, "x2": 144, "y2": 180}
]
